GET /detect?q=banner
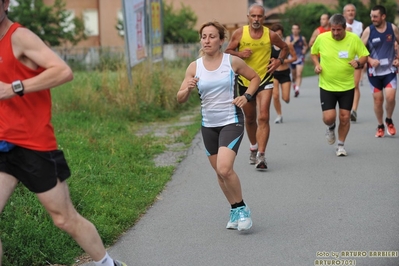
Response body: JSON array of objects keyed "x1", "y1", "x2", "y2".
[
  {"x1": 149, "y1": 0, "x2": 163, "y2": 62},
  {"x1": 123, "y1": 0, "x2": 147, "y2": 67}
]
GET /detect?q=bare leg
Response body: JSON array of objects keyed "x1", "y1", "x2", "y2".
[
  {"x1": 323, "y1": 109, "x2": 337, "y2": 127},
  {"x1": 352, "y1": 69, "x2": 362, "y2": 112},
  {"x1": 385, "y1": 88, "x2": 396, "y2": 119},
  {"x1": 0, "y1": 173, "x2": 19, "y2": 266},
  {"x1": 256, "y1": 89, "x2": 273, "y2": 154},
  {"x1": 337, "y1": 109, "x2": 351, "y2": 143},
  {"x1": 272, "y1": 80, "x2": 282, "y2": 116},
  {"x1": 373, "y1": 91, "x2": 384, "y2": 125},
  {"x1": 281, "y1": 81, "x2": 291, "y2": 104},
  {"x1": 37, "y1": 180, "x2": 106, "y2": 261},
  {"x1": 208, "y1": 148, "x2": 243, "y2": 204},
  {"x1": 241, "y1": 101, "x2": 257, "y2": 146},
  {"x1": 295, "y1": 64, "x2": 304, "y2": 89}
]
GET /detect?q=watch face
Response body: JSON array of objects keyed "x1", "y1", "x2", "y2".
[
  {"x1": 13, "y1": 83, "x2": 23, "y2": 92},
  {"x1": 12, "y1": 80, "x2": 24, "y2": 96}
]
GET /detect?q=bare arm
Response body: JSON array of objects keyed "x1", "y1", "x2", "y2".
[
  {"x1": 311, "y1": 54, "x2": 322, "y2": 74},
  {"x1": 308, "y1": 29, "x2": 320, "y2": 48},
  {"x1": 361, "y1": 27, "x2": 379, "y2": 66},
  {"x1": 268, "y1": 30, "x2": 288, "y2": 73},
  {"x1": 301, "y1": 36, "x2": 308, "y2": 55},
  {"x1": 0, "y1": 27, "x2": 73, "y2": 100},
  {"x1": 285, "y1": 42, "x2": 297, "y2": 64},
  {"x1": 177, "y1": 61, "x2": 198, "y2": 103},
  {"x1": 225, "y1": 28, "x2": 252, "y2": 59},
  {"x1": 231, "y1": 56, "x2": 260, "y2": 108}
]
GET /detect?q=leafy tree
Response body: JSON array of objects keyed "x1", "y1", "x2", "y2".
[
  {"x1": 163, "y1": 2, "x2": 198, "y2": 43},
  {"x1": 263, "y1": 0, "x2": 288, "y2": 9},
  {"x1": 8, "y1": 0, "x2": 86, "y2": 47},
  {"x1": 281, "y1": 4, "x2": 334, "y2": 41}
]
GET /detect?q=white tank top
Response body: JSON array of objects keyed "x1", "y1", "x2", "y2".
[
  {"x1": 346, "y1": 20, "x2": 363, "y2": 37},
  {"x1": 195, "y1": 53, "x2": 243, "y2": 127}
]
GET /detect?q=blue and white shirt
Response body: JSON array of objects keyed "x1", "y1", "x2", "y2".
[{"x1": 366, "y1": 22, "x2": 397, "y2": 76}]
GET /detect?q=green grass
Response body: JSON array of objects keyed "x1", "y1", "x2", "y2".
[{"x1": 0, "y1": 60, "x2": 201, "y2": 266}]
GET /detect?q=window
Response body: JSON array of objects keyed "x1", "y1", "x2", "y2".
[{"x1": 83, "y1": 9, "x2": 99, "y2": 36}]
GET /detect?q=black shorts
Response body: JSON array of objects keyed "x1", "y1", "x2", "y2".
[
  {"x1": 201, "y1": 123, "x2": 244, "y2": 156},
  {"x1": 320, "y1": 88, "x2": 354, "y2": 112},
  {"x1": 237, "y1": 72, "x2": 274, "y2": 97},
  {"x1": 0, "y1": 146, "x2": 71, "y2": 193},
  {"x1": 273, "y1": 68, "x2": 291, "y2": 84}
]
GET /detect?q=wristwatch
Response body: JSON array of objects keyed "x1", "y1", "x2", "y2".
[
  {"x1": 11, "y1": 80, "x2": 24, "y2": 96},
  {"x1": 244, "y1": 93, "x2": 252, "y2": 102},
  {"x1": 355, "y1": 61, "x2": 360, "y2": 69},
  {"x1": 278, "y1": 57, "x2": 284, "y2": 64}
]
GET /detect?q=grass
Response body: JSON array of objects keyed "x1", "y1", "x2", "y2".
[{"x1": 0, "y1": 60, "x2": 201, "y2": 266}]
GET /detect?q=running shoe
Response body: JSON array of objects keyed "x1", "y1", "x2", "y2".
[
  {"x1": 336, "y1": 145, "x2": 347, "y2": 157},
  {"x1": 274, "y1": 116, "x2": 283, "y2": 124},
  {"x1": 350, "y1": 110, "x2": 357, "y2": 122},
  {"x1": 237, "y1": 205, "x2": 252, "y2": 231},
  {"x1": 114, "y1": 260, "x2": 127, "y2": 266},
  {"x1": 294, "y1": 89, "x2": 299, "y2": 97},
  {"x1": 375, "y1": 126, "x2": 385, "y2": 138},
  {"x1": 226, "y1": 208, "x2": 238, "y2": 230},
  {"x1": 325, "y1": 128, "x2": 336, "y2": 145},
  {"x1": 255, "y1": 153, "x2": 267, "y2": 170},
  {"x1": 385, "y1": 120, "x2": 396, "y2": 136},
  {"x1": 249, "y1": 149, "x2": 257, "y2": 165}
]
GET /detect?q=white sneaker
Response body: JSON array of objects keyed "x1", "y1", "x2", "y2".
[
  {"x1": 274, "y1": 116, "x2": 283, "y2": 124},
  {"x1": 336, "y1": 146, "x2": 347, "y2": 157},
  {"x1": 255, "y1": 153, "x2": 267, "y2": 170},
  {"x1": 325, "y1": 128, "x2": 336, "y2": 145},
  {"x1": 249, "y1": 149, "x2": 257, "y2": 165}
]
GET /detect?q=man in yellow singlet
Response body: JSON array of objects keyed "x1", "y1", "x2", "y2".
[{"x1": 225, "y1": 3, "x2": 288, "y2": 170}]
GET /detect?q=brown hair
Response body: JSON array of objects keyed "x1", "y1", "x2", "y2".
[
  {"x1": 270, "y1": 23, "x2": 284, "y2": 34},
  {"x1": 198, "y1": 21, "x2": 228, "y2": 41}
]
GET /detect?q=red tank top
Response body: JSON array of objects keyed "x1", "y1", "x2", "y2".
[
  {"x1": 318, "y1": 26, "x2": 330, "y2": 34},
  {"x1": 0, "y1": 23, "x2": 57, "y2": 151}
]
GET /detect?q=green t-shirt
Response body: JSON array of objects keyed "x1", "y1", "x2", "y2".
[{"x1": 311, "y1": 31, "x2": 369, "y2": 92}]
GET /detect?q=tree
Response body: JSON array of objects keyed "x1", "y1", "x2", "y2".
[
  {"x1": 163, "y1": 2, "x2": 198, "y2": 43},
  {"x1": 8, "y1": 0, "x2": 86, "y2": 47},
  {"x1": 281, "y1": 4, "x2": 334, "y2": 41}
]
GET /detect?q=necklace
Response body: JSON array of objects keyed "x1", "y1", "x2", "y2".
[{"x1": 0, "y1": 22, "x2": 11, "y2": 40}]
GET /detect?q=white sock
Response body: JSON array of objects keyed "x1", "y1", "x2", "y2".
[
  {"x1": 250, "y1": 143, "x2": 258, "y2": 151},
  {"x1": 94, "y1": 252, "x2": 114, "y2": 266}
]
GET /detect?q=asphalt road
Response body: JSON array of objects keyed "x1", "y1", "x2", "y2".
[{"x1": 83, "y1": 75, "x2": 399, "y2": 266}]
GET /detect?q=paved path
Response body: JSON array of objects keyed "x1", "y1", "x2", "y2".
[{"x1": 83, "y1": 75, "x2": 399, "y2": 266}]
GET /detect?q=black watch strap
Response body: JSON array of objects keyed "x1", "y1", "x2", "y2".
[
  {"x1": 278, "y1": 57, "x2": 284, "y2": 64},
  {"x1": 244, "y1": 93, "x2": 252, "y2": 102}
]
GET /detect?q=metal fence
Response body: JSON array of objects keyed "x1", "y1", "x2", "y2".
[{"x1": 52, "y1": 43, "x2": 202, "y2": 70}]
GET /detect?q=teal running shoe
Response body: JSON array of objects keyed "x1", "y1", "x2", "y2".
[
  {"x1": 237, "y1": 205, "x2": 252, "y2": 231},
  {"x1": 226, "y1": 208, "x2": 238, "y2": 230}
]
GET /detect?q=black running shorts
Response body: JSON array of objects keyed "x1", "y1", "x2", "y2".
[
  {"x1": 0, "y1": 146, "x2": 71, "y2": 193},
  {"x1": 320, "y1": 88, "x2": 354, "y2": 112},
  {"x1": 201, "y1": 123, "x2": 244, "y2": 156}
]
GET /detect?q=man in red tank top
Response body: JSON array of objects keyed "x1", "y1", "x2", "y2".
[
  {"x1": 309, "y1": 13, "x2": 331, "y2": 47},
  {"x1": 0, "y1": 1, "x2": 126, "y2": 265}
]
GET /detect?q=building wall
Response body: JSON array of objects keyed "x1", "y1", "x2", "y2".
[
  {"x1": 41, "y1": 0, "x2": 249, "y2": 48},
  {"x1": 43, "y1": 0, "x2": 124, "y2": 48}
]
